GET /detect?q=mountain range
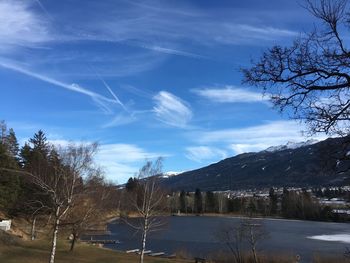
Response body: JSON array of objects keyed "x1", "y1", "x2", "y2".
[{"x1": 161, "y1": 136, "x2": 350, "y2": 191}]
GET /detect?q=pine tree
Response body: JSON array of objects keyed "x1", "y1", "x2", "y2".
[
  {"x1": 6, "y1": 128, "x2": 19, "y2": 159},
  {"x1": 281, "y1": 188, "x2": 289, "y2": 217},
  {"x1": 29, "y1": 130, "x2": 49, "y2": 157},
  {"x1": 0, "y1": 127, "x2": 21, "y2": 213},
  {"x1": 125, "y1": 177, "x2": 138, "y2": 192},
  {"x1": 194, "y1": 188, "x2": 203, "y2": 214},
  {"x1": 269, "y1": 188, "x2": 278, "y2": 215},
  {"x1": 0, "y1": 120, "x2": 7, "y2": 144},
  {"x1": 179, "y1": 190, "x2": 186, "y2": 213},
  {"x1": 19, "y1": 143, "x2": 32, "y2": 168}
]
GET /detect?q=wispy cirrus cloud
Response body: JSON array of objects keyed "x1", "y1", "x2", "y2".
[
  {"x1": 137, "y1": 43, "x2": 205, "y2": 59},
  {"x1": 213, "y1": 24, "x2": 297, "y2": 44},
  {"x1": 192, "y1": 86, "x2": 268, "y2": 103},
  {"x1": 0, "y1": 0, "x2": 299, "y2": 82},
  {"x1": 153, "y1": 91, "x2": 193, "y2": 128},
  {"x1": 65, "y1": 0, "x2": 299, "y2": 56},
  {"x1": 185, "y1": 146, "x2": 227, "y2": 163},
  {"x1": 102, "y1": 113, "x2": 136, "y2": 128},
  {"x1": 0, "y1": 0, "x2": 51, "y2": 52}
]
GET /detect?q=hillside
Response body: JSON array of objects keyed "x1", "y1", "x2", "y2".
[{"x1": 161, "y1": 137, "x2": 350, "y2": 191}]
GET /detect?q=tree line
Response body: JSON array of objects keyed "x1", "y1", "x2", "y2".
[
  {"x1": 0, "y1": 121, "x2": 167, "y2": 263},
  {"x1": 0, "y1": 121, "x2": 119, "y2": 263}
]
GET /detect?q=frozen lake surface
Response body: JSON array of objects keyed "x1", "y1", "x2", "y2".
[{"x1": 98, "y1": 216, "x2": 350, "y2": 262}]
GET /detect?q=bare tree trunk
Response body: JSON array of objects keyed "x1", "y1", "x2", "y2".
[
  {"x1": 31, "y1": 215, "x2": 37, "y2": 241},
  {"x1": 250, "y1": 228, "x2": 258, "y2": 263},
  {"x1": 70, "y1": 232, "x2": 77, "y2": 252},
  {"x1": 49, "y1": 210, "x2": 60, "y2": 263},
  {"x1": 252, "y1": 245, "x2": 258, "y2": 263},
  {"x1": 139, "y1": 219, "x2": 148, "y2": 263}
]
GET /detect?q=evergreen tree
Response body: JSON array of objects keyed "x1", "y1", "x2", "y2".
[
  {"x1": 269, "y1": 187, "x2": 278, "y2": 215},
  {"x1": 179, "y1": 190, "x2": 186, "y2": 213},
  {"x1": 281, "y1": 188, "x2": 289, "y2": 217},
  {"x1": 0, "y1": 120, "x2": 7, "y2": 144},
  {"x1": 29, "y1": 130, "x2": 49, "y2": 157},
  {"x1": 6, "y1": 128, "x2": 19, "y2": 159},
  {"x1": 0, "y1": 129, "x2": 21, "y2": 212},
  {"x1": 194, "y1": 188, "x2": 203, "y2": 214},
  {"x1": 125, "y1": 177, "x2": 138, "y2": 192},
  {"x1": 19, "y1": 143, "x2": 32, "y2": 168}
]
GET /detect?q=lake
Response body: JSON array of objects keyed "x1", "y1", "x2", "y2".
[{"x1": 98, "y1": 216, "x2": 350, "y2": 262}]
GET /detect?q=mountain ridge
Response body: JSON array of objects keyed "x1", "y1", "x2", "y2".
[{"x1": 161, "y1": 136, "x2": 350, "y2": 191}]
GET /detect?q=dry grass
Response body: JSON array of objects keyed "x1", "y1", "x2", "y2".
[
  {"x1": 0, "y1": 238, "x2": 191, "y2": 263},
  {"x1": 312, "y1": 254, "x2": 350, "y2": 263}
]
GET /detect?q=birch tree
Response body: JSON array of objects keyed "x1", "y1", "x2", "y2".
[
  {"x1": 128, "y1": 158, "x2": 167, "y2": 263},
  {"x1": 31, "y1": 143, "x2": 97, "y2": 263},
  {"x1": 63, "y1": 172, "x2": 113, "y2": 252}
]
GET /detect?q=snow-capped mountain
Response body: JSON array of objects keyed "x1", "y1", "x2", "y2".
[
  {"x1": 160, "y1": 136, "x2": 350, "y2": 191},
  {"x1": 161, "y1": 171, "x2": 183, "y2": 178},
  {"x1": 264, "y1": 139, "x2": 319, "y2": 152}
]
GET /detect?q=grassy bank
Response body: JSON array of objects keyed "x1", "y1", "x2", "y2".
[
  {"x1": 1, "y1": 234, "x2": 349, "y2": 263},
  {"x1": 0, "y1": 237, "x2": 191, "y2": 263}
]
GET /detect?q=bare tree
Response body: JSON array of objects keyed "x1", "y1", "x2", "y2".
[
  {"x1": 63, "y1": 172, "x2": 113, "y2": 252},
  {"x1": 216, "y1": 219, "x2": 268, "y2": 263},
  {"x1": 345, "y1": 247, "x2": 350, "y2": 260},
  {"x1": 30, "y1": 143, "x2": 97, "y2": 263},
  {"x1": 243, "y1": 0, "x2": 350, "y2": 136},
  {"x1": 242, "y1": 218, "x2": 268, "y2": 263},
  {"x1": 216, "y1": 223, "x2": 245, "y2": 263},
  {"x1": 127, "y1": 158, "x2": 167, "y2": 263}
]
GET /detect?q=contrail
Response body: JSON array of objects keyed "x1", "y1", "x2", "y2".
[
  {"x1": 34, "y1": 0, "x2": 53, "y2": 20},
  {"x1": 0, "y1": 60, "x2": 116, "y2": 104},
  {"x1": 101, "y1": 78, "x2": 129, "y2": 113},
  {"x1": 88, "y1": 64, "x2": 130, "y2": 113}
]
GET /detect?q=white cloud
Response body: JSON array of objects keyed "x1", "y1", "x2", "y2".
[
  {"x1": 153, "y1": 91, "x2": 193, "y2": 128},
  {"x1": 0, "y1": 0, "x2": 51, "y2": 51},
  {"x1": 192, "y1": 86, "x2": 267, "y2": 103},
  {"x1": 185, "y1": 146, "x2": 227, "y2": 163},
  {"x1": 95, "y1": 143, "x2": 167, "y2": 182},
  {"x1": 47, "y1": 139, "x2": 166, "y2": 183},
  {"x1": 230, "y1": 143, "x2": 274, "y2": 155},
  {"x1": 190, "y1": 120, "x2": 327, "y2": 155}
]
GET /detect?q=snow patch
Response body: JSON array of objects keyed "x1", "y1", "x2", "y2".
[
  {"x1": 264, "y1": 139, "x2": 318, "y2": 153},
  {"x1": 308, "y1": 234, "x2": 350, "y2": 244},
  {"x1": 336, "y1": 160, "x2": 340, "y2": 167},
  {"x1": 162, "y1": 171, "x2": 183, "y2": 178}
]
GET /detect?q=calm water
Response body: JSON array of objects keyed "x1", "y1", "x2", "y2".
[{"x1": 96, "y1": 216, "x2": 350, "y2": 262}]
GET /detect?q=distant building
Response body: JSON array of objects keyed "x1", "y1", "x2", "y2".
[{"x1": 0, "y1": 220, "x2": 11, "y2": 231}]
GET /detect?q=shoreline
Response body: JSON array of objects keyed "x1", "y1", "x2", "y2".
[{"x1": 171, "y1": 212, "x2": 350, "y2": 224}]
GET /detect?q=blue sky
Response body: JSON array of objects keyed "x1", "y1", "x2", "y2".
[{"x1": 0, "y1": 0, "x2": 326, "y2": 183}]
